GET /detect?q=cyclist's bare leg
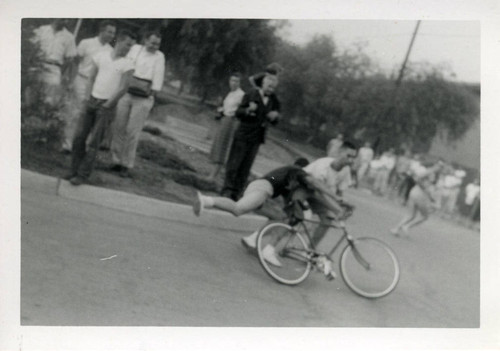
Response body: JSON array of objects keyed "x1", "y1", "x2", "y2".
[
  {"x1": 311, "y1": 212, "x2": 331, "y2": 247},
  {"x1": 211, "y1": 191, "x2": 268, "y2": 216},
  {"x1": 307, "y1": 195, "x2": 337, "y2": 247}
]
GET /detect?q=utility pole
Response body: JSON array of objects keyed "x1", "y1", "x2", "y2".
[
  {"x1": 73, "y1": 19, "x2": 83, "y2": 39},
  {"x1": 374, "y1": 20, "x2": 421, "y2": 154},
  {"x1": 395, "y1": 20, "x2": 421, "y2": 87}
]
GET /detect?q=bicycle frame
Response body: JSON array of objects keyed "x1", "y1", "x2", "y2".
[{"x1": 292, "y1": 217, "x2": 371, "y2": 270}]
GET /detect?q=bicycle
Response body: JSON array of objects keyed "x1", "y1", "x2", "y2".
[{"x1": 256, "y1": 205, "x2": 400, "y2": 299}]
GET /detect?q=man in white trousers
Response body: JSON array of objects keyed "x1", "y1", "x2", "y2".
[{"x1": 110, "y1": 31, "x2": 165, "y2": 178}]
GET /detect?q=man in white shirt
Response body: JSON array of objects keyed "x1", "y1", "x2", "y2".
[
  {"x1": 62, "y1": 20, "x2": 116, "y2": 153},
  {"x1": 303, "y1": 146, "x2": 355, "y2": 246},
  {"x1": 326, "y1": 133, "x2": 344, "y2": 158},
  {"x1": 441, "y1": 169, "x2": 466, "y2": 217},
  {"x1": 110, "y1": 31, "x2": 166, "y2": 178},
  {"x1": 73, "y1": 21, "x2": 116, "y2": 103},
  {"x1": 373, "y1": 148, "x2": 396, "y2": 195},
  {"x1": 240, "y1": 141, "x2": 357, "y2": 253},
  {"x1": 67, "y1": 30, "x2": 136, "y2": 186},
  {"x1": 32, "y1": 19, "x2": 77, "y2": 106},
  {"x1": 208, "y1": 73, "x2": 246, "y2": 180},
  {"x1": 356, "y1": 141, "x2": 374, "y2": 185},
  {"x1": 463, "y1": 178, "x2": 480, "y2": 224}
]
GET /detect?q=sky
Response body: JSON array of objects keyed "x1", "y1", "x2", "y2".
[{"x1": 280, "y1": 20, "x2": 480, "y2": 83}]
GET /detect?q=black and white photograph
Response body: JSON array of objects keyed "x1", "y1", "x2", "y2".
[{"x1": 1, "y1": 0, "x2": 499, "y2": 350}]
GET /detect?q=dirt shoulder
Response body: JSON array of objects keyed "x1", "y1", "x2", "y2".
[{"x1": 21, "y1": 102, "x2": 296, "y2": 220}]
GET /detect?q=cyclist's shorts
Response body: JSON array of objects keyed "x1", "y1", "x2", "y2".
[
  {"x1": 307, "y1": 195, "x2": 337, "y2": 218},
  {"x1": 244, "y1": 179, "x2": 274, "y2": 198}
]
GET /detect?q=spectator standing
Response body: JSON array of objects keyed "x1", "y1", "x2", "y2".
[
  {"x1": 372, "y1": 148, "x2": 396, "y2": 195},
  {"x1": 399, "y1": 154, "x2": 424, "y2": 204},
  {"x1": 110, "y1": 31, "x2": 165, "y2": 178},
  {"x1": 463, "y1": 178, "x2": 480, "y2": 223},
  {"x1": 207, "y1": 73, "x2": 245, "y2": 181},
  {"x1": 326, "y1": 133, "x2": 344, "y2": 158},
  {"x1": 66, "y1": 30, "x2": 136, "y2": 185},
  {"x1": 64, "y1": 20, "x2": 116, "y2": 153},
  {"x1": 32, "y1": 19, "x2": 77, "y2": 107},
  {"x1": 391, "y1": 149, "x2": 412, "y2": 197},
  {"x1": 356, "y1": 141, "x2": 374, "y2": 186},
  {"x1": 221, "y1": 74, "x2": 281, "y2": 200},
  {"x1": 440, "y1": 168, "x2": 466, "y2": 218}
]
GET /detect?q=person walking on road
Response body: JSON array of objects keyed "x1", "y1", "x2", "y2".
[
  {"x1": 221, "y1": 73, "x2": 281, "y2": 200},
  {"x1": 207, "y1": 72, "x2": 245, "y2": 181},
  {"x1": 66, "y1": 30, "x2": 136, "y2": 185},
  {"x1": 390, "y1": 161, "x2": 443, "y2": 236},
  {"x1": 110, "y1": 31, "x2": 165, "y2": 178}
]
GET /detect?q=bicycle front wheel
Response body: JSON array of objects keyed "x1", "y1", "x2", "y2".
[
  {"x1": 257, "y1": 222, "x2": 312, "y2": 286},
  {"x1": 340, "y1": 237, "x2": 400, "y2": 298}
]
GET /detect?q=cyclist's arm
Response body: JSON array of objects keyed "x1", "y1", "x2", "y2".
[
  {"x1": 304, "y1": 175, "x2": 347, "y2": 213},
  {"x1": 305, "y1": 175, "x2": 342, "y2": 202}
]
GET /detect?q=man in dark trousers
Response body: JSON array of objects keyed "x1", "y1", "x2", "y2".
[{"x1": 221, "y1": 73, "x2": 280, "y2": 200}]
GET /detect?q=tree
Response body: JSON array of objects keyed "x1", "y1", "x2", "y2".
[
  {"x1": 160, "y1": 19, "x2": 282, "y2": 101},
  {"x1": 273, "y1": 33, "x2": 478, "y2": 153}
]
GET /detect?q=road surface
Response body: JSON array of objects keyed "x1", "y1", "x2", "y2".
[{"x1": 21, "y1": 183, "x2": 479, "y2": 327}]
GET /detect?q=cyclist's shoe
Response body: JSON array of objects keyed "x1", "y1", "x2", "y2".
[
  {"x1": 262, "y1": 244, "x2": 282, "y2": 267},
  {"x1": 241, "y1": 235, "x2": 257, "y2": 251},
  {"x1": 390, "y1": 227, "x2": 401, "y2": 236},
  {"x1": 69, "y1": 175, "x2": 86, "y2": 186},
  {"x1": 193, "y1": 191, "x2": 204, "y2": 216},
  {"x1": 315, "y1": 255, "x2": 335, "y2": 279},
  {"x1": 326, "y1": 270, "x2": 337, "y2": 281}
]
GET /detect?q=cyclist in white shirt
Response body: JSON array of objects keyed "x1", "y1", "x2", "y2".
[
  {"x1": 239, "y1": 141, "x2": 357, "y2": 252},
  {"x1": 303, "y1": 151, "x2": 354, "y2": 246}
]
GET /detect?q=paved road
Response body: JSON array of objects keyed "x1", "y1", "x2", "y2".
[{"x1": 21, "y1": 184, "x2": 479, "y2": 327}]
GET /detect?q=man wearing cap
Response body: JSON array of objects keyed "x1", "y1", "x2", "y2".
[{"x1": 221, "y1": 73, "x2": 281, "y2": 201}]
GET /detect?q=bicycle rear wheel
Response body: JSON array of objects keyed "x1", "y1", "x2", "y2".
[
  {"x1": 340, "y1": 237, "x2": 400, "y2": 298},
  {"x1": 257, "y1": 222, "x2": 312, "y2": 285}
]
